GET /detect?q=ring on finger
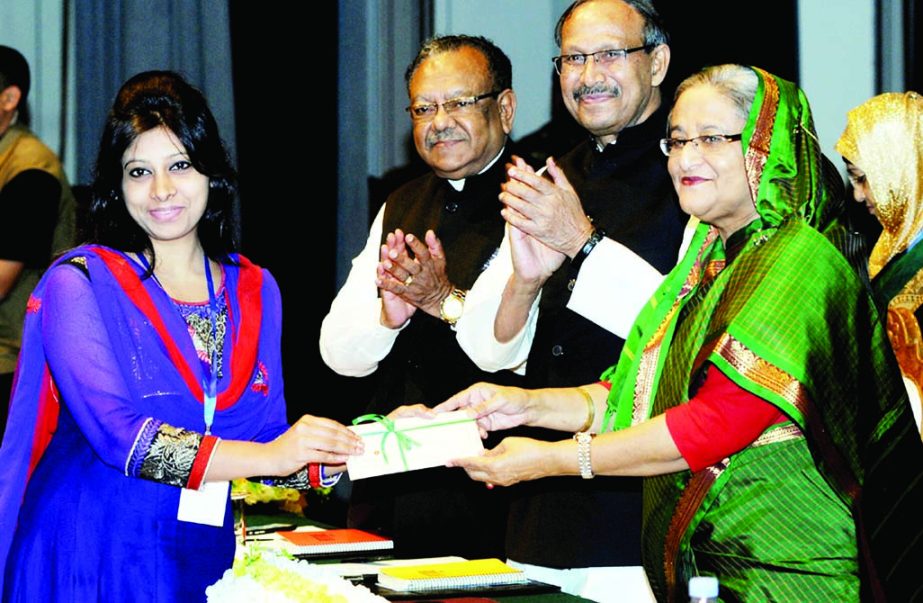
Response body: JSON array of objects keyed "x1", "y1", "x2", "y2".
[{"x1": 403, "y1": 274, "x2": 414, "y2": 286}]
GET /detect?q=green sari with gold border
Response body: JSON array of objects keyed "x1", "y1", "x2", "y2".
[{"x1": 601, "y1": 68, "x2": 922, "y2": 602}]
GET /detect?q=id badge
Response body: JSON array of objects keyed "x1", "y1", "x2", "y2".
[{"x1": 177, "y1": 480, "x2": 229, "y2": 527}]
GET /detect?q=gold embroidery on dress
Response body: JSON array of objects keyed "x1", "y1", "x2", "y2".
[
  {"x1": 664, "y1": 457, "x2": 730, "y2": 600},
  {"x1": 185, "y1": 309, "x2": 228, "y2": 378},
  {"x1": 703, "y1": 259, "x2": 725, "y2": 282},
  {"x1": 713, "y1": 333, "x2": 810, "y2": 414},
  {"x1": 745, "y1": 69, "x2": 779, "y2": 203},
  {"x1": 886, "y1": 305, "x2": 923, "y2": 405},
  {"x1": 139, "y1": 424, "x2": 202, "y2": 487},
  {"x1": 633, "y1": 340, "x2": 664, "y2": 423},
  {"x1": 632, "y1": 230, "x2": 722, "y2": 424},
  {"x1": 750, "y1": 423, "x2": 803, "y2": 447},
  {"x1": 890, "y1": 263, "x2": 923, "y2": 318}
]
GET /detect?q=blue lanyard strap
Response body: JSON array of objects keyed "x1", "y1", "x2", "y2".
[
  {"x1": 203, "y1": 256, "x2": 219, "y2": 435},
  {"x1": 133, "y1": 252, "x2": 220, "y2": 435}
]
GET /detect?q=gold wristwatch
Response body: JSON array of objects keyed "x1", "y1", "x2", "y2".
[{"x1": 439, "y1": 288, "x2": 467, "y2": 325}]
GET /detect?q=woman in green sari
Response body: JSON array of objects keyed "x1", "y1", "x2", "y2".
[
  {"x1": 836, "y1": 92, "x2": 923, "y2": 433},
  {"x1": 440, "y1": 65, "x2": 921, "y2": 602}
]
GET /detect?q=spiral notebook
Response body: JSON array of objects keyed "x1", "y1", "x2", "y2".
[
  {"x1": 376, "y1": 558, "x2": 528, "y2": 591},
  {"x1": 277, "y1": 528, "x2": 393, "y2": 556}
]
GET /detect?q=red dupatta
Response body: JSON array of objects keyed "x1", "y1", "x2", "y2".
[{"x1": 91, "y1": 247, "x2": 264, "y2": 411}]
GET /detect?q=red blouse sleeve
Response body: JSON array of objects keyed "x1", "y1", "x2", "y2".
[{"x1": 665, "y1": 366, "x2": 785, "y2": 471}]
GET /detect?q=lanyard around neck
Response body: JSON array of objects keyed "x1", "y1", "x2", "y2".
[
  {"x1": 135, "y1": 252, "x2": 220, "y2": 434},
  {"x1": 203, "y1": 256, "x2": 219, "y2": 434}
]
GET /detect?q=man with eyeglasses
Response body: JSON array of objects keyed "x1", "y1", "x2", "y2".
[
  {"x1": 454, "y1": 1, "x2": 691, "y2": 599},
  {"x1": 320, "y1": 34, "x2": 523, "y2": 559}
]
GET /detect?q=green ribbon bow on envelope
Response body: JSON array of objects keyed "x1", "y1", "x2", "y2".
[{"x1": 351, "y1": 414, "x2": 421, "y2": 471}]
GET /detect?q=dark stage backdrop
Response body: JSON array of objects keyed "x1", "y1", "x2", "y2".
[
  {"x1": 229, "y1": 3, "x2": 371, "y2": 424},
  {"x1": 658, "y1": 1, "x2": 799, "y2": 100},
  {"x1": 907, "y1": 0, "x2": 921, "y2": 92}
]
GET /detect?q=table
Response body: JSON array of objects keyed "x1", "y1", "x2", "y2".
[{"x1": 241, "y1": 512, "x2": 592, "y2": 602}]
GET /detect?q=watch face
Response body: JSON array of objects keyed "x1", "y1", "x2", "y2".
[{"x1": 442, "y1": 294, "x2": 464, "y2": 320}]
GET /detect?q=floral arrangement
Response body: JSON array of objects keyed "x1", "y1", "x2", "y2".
[
  {"x1": 206, "y1": 547, "x2": 386, "y2": 603},
  {"x1": 231, "y1": 479, "x2": 324, "y2": 516}
]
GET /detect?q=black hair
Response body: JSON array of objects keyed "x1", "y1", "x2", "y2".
[
  {"x1": 404, "y1": 34, "x2": 512, "y2": 93},
  {"x1": 0, "y1": 45, "x2": 30, "y2": 102},
  {"x1": 88, "y1": 70, "x2": 238, "y2": 269}
]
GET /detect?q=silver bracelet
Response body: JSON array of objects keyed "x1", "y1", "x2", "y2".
[{"x1": 573, "y1": 431, "x2": 595, "y2": 479}]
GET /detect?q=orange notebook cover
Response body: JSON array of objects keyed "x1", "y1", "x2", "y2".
[{"x1": 277, "y1": 529, "x2": 394, "y2": 555}]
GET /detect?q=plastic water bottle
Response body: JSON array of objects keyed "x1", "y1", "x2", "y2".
[{"x1": 688, "y1": 576, "x2": 719, "y2": 602}]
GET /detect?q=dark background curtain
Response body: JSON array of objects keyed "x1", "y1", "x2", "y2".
[
  {"x1": 229, "y1": 3, "x2": 350, "y2": 423},
  {"x1": 73, "y1": 0, "x2": 237, "y2": 185},
  {"x1": 659, "y1": 1, "x2": 798, "y2": 96}
]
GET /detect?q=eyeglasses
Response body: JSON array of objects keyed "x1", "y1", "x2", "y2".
[
  {"x1": 659, "y1": 134, "x2": 743, "y2": 157},
  {"x1": 552, "y1": 46, "x2": 652, "y2": 74},
  {"x1": 406, "y1": 90, "x2": 502, "y2": 121}
]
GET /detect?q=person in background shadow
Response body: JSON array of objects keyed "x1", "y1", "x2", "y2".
[
  {"x1": 319, "y1": 35, "x2": 524, "y2": 558},
  {"x1": 0, "y1": 46, "x2": 76, "y2": 440}
]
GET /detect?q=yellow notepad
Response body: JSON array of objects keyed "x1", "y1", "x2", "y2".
[{"x1": 377, "y1": 558, "x2": 528, "y2": 591}]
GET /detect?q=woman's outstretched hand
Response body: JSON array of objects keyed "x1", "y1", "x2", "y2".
[
  {"x1": 434, "y1": 382, "x2": 533, "y2": 438},
  {"x1": 449, "y1": 437, "x2": 554, "y2": 486},
  {"x1": 265, "y1": 415, "x2": 364, "y2": 476}
]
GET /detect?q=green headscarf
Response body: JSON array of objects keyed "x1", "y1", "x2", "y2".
[
  {"x1": 743, "y1": 68, "x2": 833, "y2": 228},
  {"x1": 601, "y1": 66, "x2": 833, "y2": 430}
]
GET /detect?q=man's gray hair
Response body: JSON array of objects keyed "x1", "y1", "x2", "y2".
[{"x1": 554, "y1": 0, "x2": 669, "y2": 48}]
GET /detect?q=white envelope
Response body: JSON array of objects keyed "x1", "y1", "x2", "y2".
[{"x1": 347, "y1": 411, "x2": 484, "y2": 480}]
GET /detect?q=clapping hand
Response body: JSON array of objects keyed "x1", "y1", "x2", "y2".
[
  {"x1": 499, "y1": 155, "x2": 594, "y2": 259},
  {"x1": 377, "y1": 229, "x2": 454, "y2": 320},
  {"x1": 376, "y1": 230, "x2": 416, "y2": 328},
  {"x1": 508, "y1": 220, "x2": 565, "y2": 290}
]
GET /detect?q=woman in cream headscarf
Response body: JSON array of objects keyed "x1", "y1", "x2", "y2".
[{"x1": 837, "y1": 92, "x2": 923, "y2": 431}]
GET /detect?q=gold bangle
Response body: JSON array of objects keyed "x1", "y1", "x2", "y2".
[{"x1": 576, "y1": 387, "x2": 595, "y2": 433}]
